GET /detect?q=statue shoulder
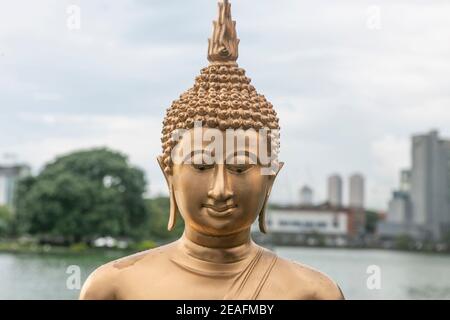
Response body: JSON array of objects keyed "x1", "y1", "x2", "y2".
[
  {"x1": 79, "y1": 246, "x2": 169, "y2": 300},
  {"x1": 272, "y1": 256, "x2": 345, "y2": 300},
  {"x1": 79, "y1": 259, "x2": 120, "y2": 300}
]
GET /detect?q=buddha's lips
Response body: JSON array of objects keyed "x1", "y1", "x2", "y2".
[{"x1": 202, "y1": 203, "x2": 237, "y2": 214}]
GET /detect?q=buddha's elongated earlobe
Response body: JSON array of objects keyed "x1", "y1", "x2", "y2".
[
  {"x1": 258, "y1": 194, "x2": 269, "y2": 234},
  {"x1": 259, "y1": 162, "x2": 284, "y2": 234},
  {"x1": 168, "y1": 184, "x2": 178, "y2": 231},
  {"x1": 157, "y1": 156, "x2": 178, "y2": 232}
]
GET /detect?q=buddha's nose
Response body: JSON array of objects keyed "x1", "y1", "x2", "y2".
[{"x1": 207, "y1": 164, "x2": 233, "y2": 202}]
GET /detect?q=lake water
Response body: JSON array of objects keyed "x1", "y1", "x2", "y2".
[{"x1": 0, "y1": 247, "x2": 449, "y2": 300}]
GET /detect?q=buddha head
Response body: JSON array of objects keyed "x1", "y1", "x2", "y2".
[{"x1": 157, "y1": 0, "x2": 282, "y2": 237}]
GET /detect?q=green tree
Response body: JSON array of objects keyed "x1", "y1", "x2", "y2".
[
  {"x1": 15, "y1": 148, "x2": 148, "y2": 244},
  {"x1": 365, "y1": 210, "x2": 380, "y2": 234},
  {"x1": 0, "y1": 205, "x2": 13, "y2": 237},
  {"x1": 395, "y1": 234, "x2": 413, "y2": 250}
]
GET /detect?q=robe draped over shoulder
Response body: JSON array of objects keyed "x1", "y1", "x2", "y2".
[{"x1": 223, "y1": 247, "x2": 278, "y2": 300}]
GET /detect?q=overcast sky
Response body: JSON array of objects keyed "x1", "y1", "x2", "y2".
[{"x1": 1, "y1": 0, "x2": 449, "y2": 211}]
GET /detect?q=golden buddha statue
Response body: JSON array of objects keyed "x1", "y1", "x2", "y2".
[{"x1": 80, "y1": 0, "x2": 344, "y2": 300}]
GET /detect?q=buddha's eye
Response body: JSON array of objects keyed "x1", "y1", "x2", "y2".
[
  {"x1": 192, "y1": 163, "x2": 214, "y2": 171},
  {"x1": 227, "y1": 164, "x2": 254, "y2": 174}
]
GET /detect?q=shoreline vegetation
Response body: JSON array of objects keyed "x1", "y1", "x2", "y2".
[
  {"x1": 0, "y1": 238, "x2": 173, "y2": 257},
  {"x1": 1, "y1": 237, "x2": 449, "y2": 256},
  {"x1": 0, "y1": 239, "x2": 159, "y2": 255}
]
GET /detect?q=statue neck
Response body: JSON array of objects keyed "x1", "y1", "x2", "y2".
[{"x1": 179, "y1": 227, "x2": 256, "y2": 264}]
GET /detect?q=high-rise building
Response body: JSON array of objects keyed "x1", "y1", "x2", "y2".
[
  {"x1": 410, "y1": 130, "x2": 450, "y2": 239},
  {"x1": 387, "y1": 191, "x2": 412, "y2": 224},
  {"x1": 327, "y1": 174, "x2": 343, "y2": 207},
  {"x1": 349, "y1": 174, "x2": 365, "y2": 209},
  {"x1": 379, "y1": 174, "x2": 417, "y2": 240},
  {"x1": 348, "y1": 174, "x2": 365, "y2": 238},
  {"x1": 300, "y1": 185, "x2": 313, "y2": 206},
  {"x1": 399, "y1": 169, "x2": 412, "y2": 193},
  {"x1": 0, "y1": 164, "x2": 30, "y2": 208}
]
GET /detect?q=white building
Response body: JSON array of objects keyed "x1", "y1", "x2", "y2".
[
  {"x1": 327, "y1": 174, "x2": 343, "y2": 207},
  {"x1": 267, "y1": 209, "x2": 349, "y2": 236},
  {"x1": 349, "y1": 174, "x2": 365, "y2": 209},
  {"x1": 0, "y1": 164, "x2": 30, "y2": 208}
]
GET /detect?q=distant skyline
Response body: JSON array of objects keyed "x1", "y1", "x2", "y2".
[{"x1": 1, "y1": 0, "x2": 450, "y2": 210}]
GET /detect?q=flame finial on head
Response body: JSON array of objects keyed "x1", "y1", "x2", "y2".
[{"x1": 208, "y1": 0, "x2": 240, "y2": 64}]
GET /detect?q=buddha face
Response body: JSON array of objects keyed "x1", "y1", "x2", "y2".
[{"x1": 160, "y1": 127, "x2": 282, "y2": 236}]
